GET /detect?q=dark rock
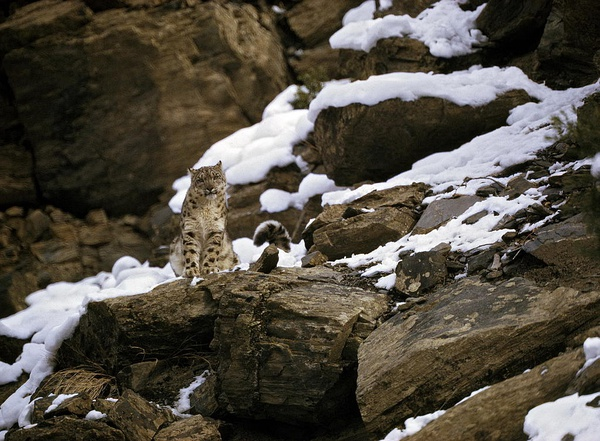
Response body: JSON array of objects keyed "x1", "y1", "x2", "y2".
[
  {"x1": 312, "y1": 207, "x2": 417, "y2": 260},
  {"x1": 44, "y1": 393, "x2": 94, "y2": 420},
  {"x1": 413, "y1": 195, "x2": 484, "y2": 235},
  {"x1": 0, "y1": 335, "x2": 27, "y2": 364},
  {"x1": 0, "y1": 144, "x2": 37, "y2": 207},
  {"x1": 477, "y1": 0, "x2": 553, "y2": 53},
  {"x1": 190, "y1": 373, "x2": 219, "y2": 417},
  {"x1": 56, "y1": 279, "x2": 218, "y2": 373},
  {"x1": 5, "y1": 415, "x2": 125, "y2": 441},
  {"x1": 522, "y1": 214, "x2": 594, "y2": 267},
  {"x1": 395, "y1": 250, "x2": 448, "y2": 295},
  {"x1": 356, "y1": 276, "x2": 600, "y2": 435},
  {"x1": 534, "y1": 0, "x2": 600, "y2": 88},
  {"x1": 155, "y1": 415, "x2": 222, "y2": 441},
  {"x1": 2, "y1": 2, "x2": 288, "y2": 216},
  {"x1": 287, "y1": 0, "x2": 363, "y2": 47},
  {"x1": 404, "y1": 349, "x2": 585, "y2": 441},
  {"x1": 107, "y1": 389, "x2": 171, "y2": 441},
  {"x1": 248, "y1": 244, "x2": 280, "y2": 274},
  {"x1": 117, "y1": 356, "x2": 211, "y2": 405},
  {"x1": 314, "y1": 90, "x2": 532, "y2": 186},
  {"x1": 211, "y1": 267, "x2": 388, "y2": 426}
]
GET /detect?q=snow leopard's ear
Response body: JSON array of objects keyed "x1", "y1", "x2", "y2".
[{"x1": 216, "y1": 160, "x2": 222, "y2": 168}]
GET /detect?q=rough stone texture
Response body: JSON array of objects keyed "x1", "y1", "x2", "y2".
[
  {"x1": 117, "y1": 356, "x2": 211, "y2": 405},
  {"x1": 314, "y1": 90, "x2": 532, "y2": 186},
  {"x1": 248, "y1": 243, "x2": 280, "y2": 273},
  {"x1": 395, "y1": 250, "x2": 448, "y2": 295},
  {"x1": 56, "y1": 279, "x2": 218, "y2": 373},
  {"x1": 413, "y1": 196, "x2": 484, "y2": 234},
  {"x1": 339, "y1": 37, "x2": 482, "y2": 80},
  {"x1": 287, "y1": 0, "x2": 363, "y2": 47},
  {"x1": 302, "y1": 183, "x2": 428, "y2": 251},
  {"x1": 210, "y1": 267, "x2": 389, "y2": 425},
  {"x1": 534, "y1": 0, "x2": 600, "y2": 88},
  {"x1": 154, "y1": 415, "x2": 222, "y2": 441},
  {"x1": 0, "y1": 206, "x2": 155, "y2": 319},
  {"x1": 311, "y1": 206, "x2": 417, "y2": 260},
  {"x1": 4, "y1": 416, "x2": 125, "y2": 441},
  {"x1": 356, "y1": 277, "x2": 600, "y2": 435},
  {"x1": 403, "y1": 349, "x2": 585, "y2": 441},
  {"x1": 522, "y1": 213, "x2": 593, "y2": 266},
  {"x1": 108, "y1": 389, "x2": 171, "y2": 441},
  {"x1": 0, "y1": 1, "x2": 289, "y2": 216},
  {"x1": 476, "y1": 0, "x2": 553, "y2": 53},
  {"x1": 0, "y1": 144, "x2": 37, "y2": 207}
]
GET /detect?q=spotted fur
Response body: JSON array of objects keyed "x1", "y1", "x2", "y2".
[{"x1": 169, "y1": 162, "x2": 238, "y2": 277}]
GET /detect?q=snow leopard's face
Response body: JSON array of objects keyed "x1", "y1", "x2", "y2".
[{"x1": 189, "y1": 161, "x2": 225, "y2": 198}]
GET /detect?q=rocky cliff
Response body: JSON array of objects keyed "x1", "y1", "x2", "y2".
[{"x1": 0, "y1": 1, "x2": 600, "y2": 441}]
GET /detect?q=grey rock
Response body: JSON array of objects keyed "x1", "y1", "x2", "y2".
[
  {"x1": 154, "y1": 415, "x2": 222, "y2": 441},
  {"x1": 413, "y1": 195, "x2": 484, "y2": 235}
]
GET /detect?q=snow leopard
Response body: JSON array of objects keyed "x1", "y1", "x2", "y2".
[{"x1": 170, "y1": 162, "x2": 291, "y2": 277}]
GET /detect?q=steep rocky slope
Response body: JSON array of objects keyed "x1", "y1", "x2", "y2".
[{"x1": 0, "y1": 1, "x2": 599, "y2": 440}]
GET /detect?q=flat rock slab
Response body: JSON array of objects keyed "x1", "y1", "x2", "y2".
[
  {"x1": 356, "y1": 276, "x2": 600, "y2": 435},
  {"x1": 209, "y1": 267, "x2": 389, "y2": 425},
  {"x1": 413, "y1": 195, "x2": 484, "y2": 235},
  {"x1": 404, "y1": 349, "x2": 585, "y2": 441}
]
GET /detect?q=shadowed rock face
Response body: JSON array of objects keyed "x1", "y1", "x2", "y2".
[
  {"x1": 313, "y1": 90, "x2": 532, "y2": 186},
  {"x1": 0, "y1": 0, "x2": 289, "y2": 216}
]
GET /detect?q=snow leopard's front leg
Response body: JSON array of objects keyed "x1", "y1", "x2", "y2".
[
  {"x1": 182, "y1": 228, "x2": 203, "y2": 277},
  {"x1": 200, "y1": 230, "x2": 225, "y2": 274}
]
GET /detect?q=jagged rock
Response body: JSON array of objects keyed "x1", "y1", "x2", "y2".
[
  {"x1": 376, "y1": 0, "x2": 438, "y2": 17},
  {"x1": 107, "y1": 389, "x2": 171, "y2": 441},
  {"x1": 522, "y1": 214, "x2": 594, "y2": 267},
  {"x1": 311, "y1": 206, "x2": 417, "y2": 260},
  {"x1": 301, "y1": 250, "x2": 328, "y2": 267},
  {"x1": 403, "y1": 349, "x2": 585, "y2": 441},
  {"x1": 394, "y1": 250, "x2": 448, "y2": 295},
  {"x1": 190, "y1": 373, "x2": 219, "y2": 417},
  {"x1": 287, "y1": 0, "x2": 363, "y2": 47},
  {"x1": 302, "y1": 183, "x2": 428, "y2": 252},
  {"x1": 476, "y1": 0, "x2": 553, "y2": 53},
  {"x1": 356, "y1": 276, "x2": 600, "y2": 435},
  {"x1": 155, "y1": 415, "x2": 222, "y2": 441},
  {"x1": 289, "y1": 44, "x2": 343, "y2": 80},
  {"x1": 248, "y1": 244, "x2": 280, "y2": 274},
  {"x1": 5, "y1": 416, "x2": 125, "y2": 441},
  {"x1": 56, "y1": 279, "x2": 218, "y2": 373},
  {"x1": 413, "y1": 195, "x2": 484, "y2": 235},
  {"x1": 1, "y1": 1, "x2": 288, "y2": 216},
  {"x1": 117, "y1": 356, "x2": 211, "y2": 405},
  {"x1": 43, "y1": 393, "x2": 94, "y2": 420},
  {"x1": 210, "y1": 267, "x2": 388, "y2": 425},
  {"x1": 314, "y1": 90, "x2": 533, "y2": 186}
]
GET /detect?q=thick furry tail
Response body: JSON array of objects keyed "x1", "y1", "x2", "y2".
[{"x1": 253, "y1": 220, "x2": 291, "y2": 252}]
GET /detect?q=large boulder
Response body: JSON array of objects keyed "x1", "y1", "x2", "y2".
[
  {"x1": 211, "y1": 267, "x2": 389, "y2": 426},
  {"x1": 356, "y1": 276, "x2": 600, "y2": 435},
  {"x1": 56, "y1": 279, "x2": 219, "y2": 373},
  {"x1": 0, "y1": 1, "x2": 289, "y2": 216},
  {"x1": 313, "y1": 90, "x2": 532, "y2": 186}
]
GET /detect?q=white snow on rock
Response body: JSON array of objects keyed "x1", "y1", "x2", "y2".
[{"x1": 330, "y1": 0, "x2": 487, "y2": 57}]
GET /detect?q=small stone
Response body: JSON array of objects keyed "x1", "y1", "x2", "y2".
[
  {"x1": 79, "y1": 224, "x2": 113, "y2": 246},
  {"x1": 301, "y1": 251, "x2": 328, "y2": 268},
  {"x1": 5, "y1": 206, "x2": 24, "y2": 217},
  {"x1": 86, "y1": 209, "x2": 109, "y2": 225},
  {"x1": 108, "y1": 389, "x2": 170, "y2": 441},
  {"x1": 486, "y1": 270, "x2": 504, "y2": 280}
]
